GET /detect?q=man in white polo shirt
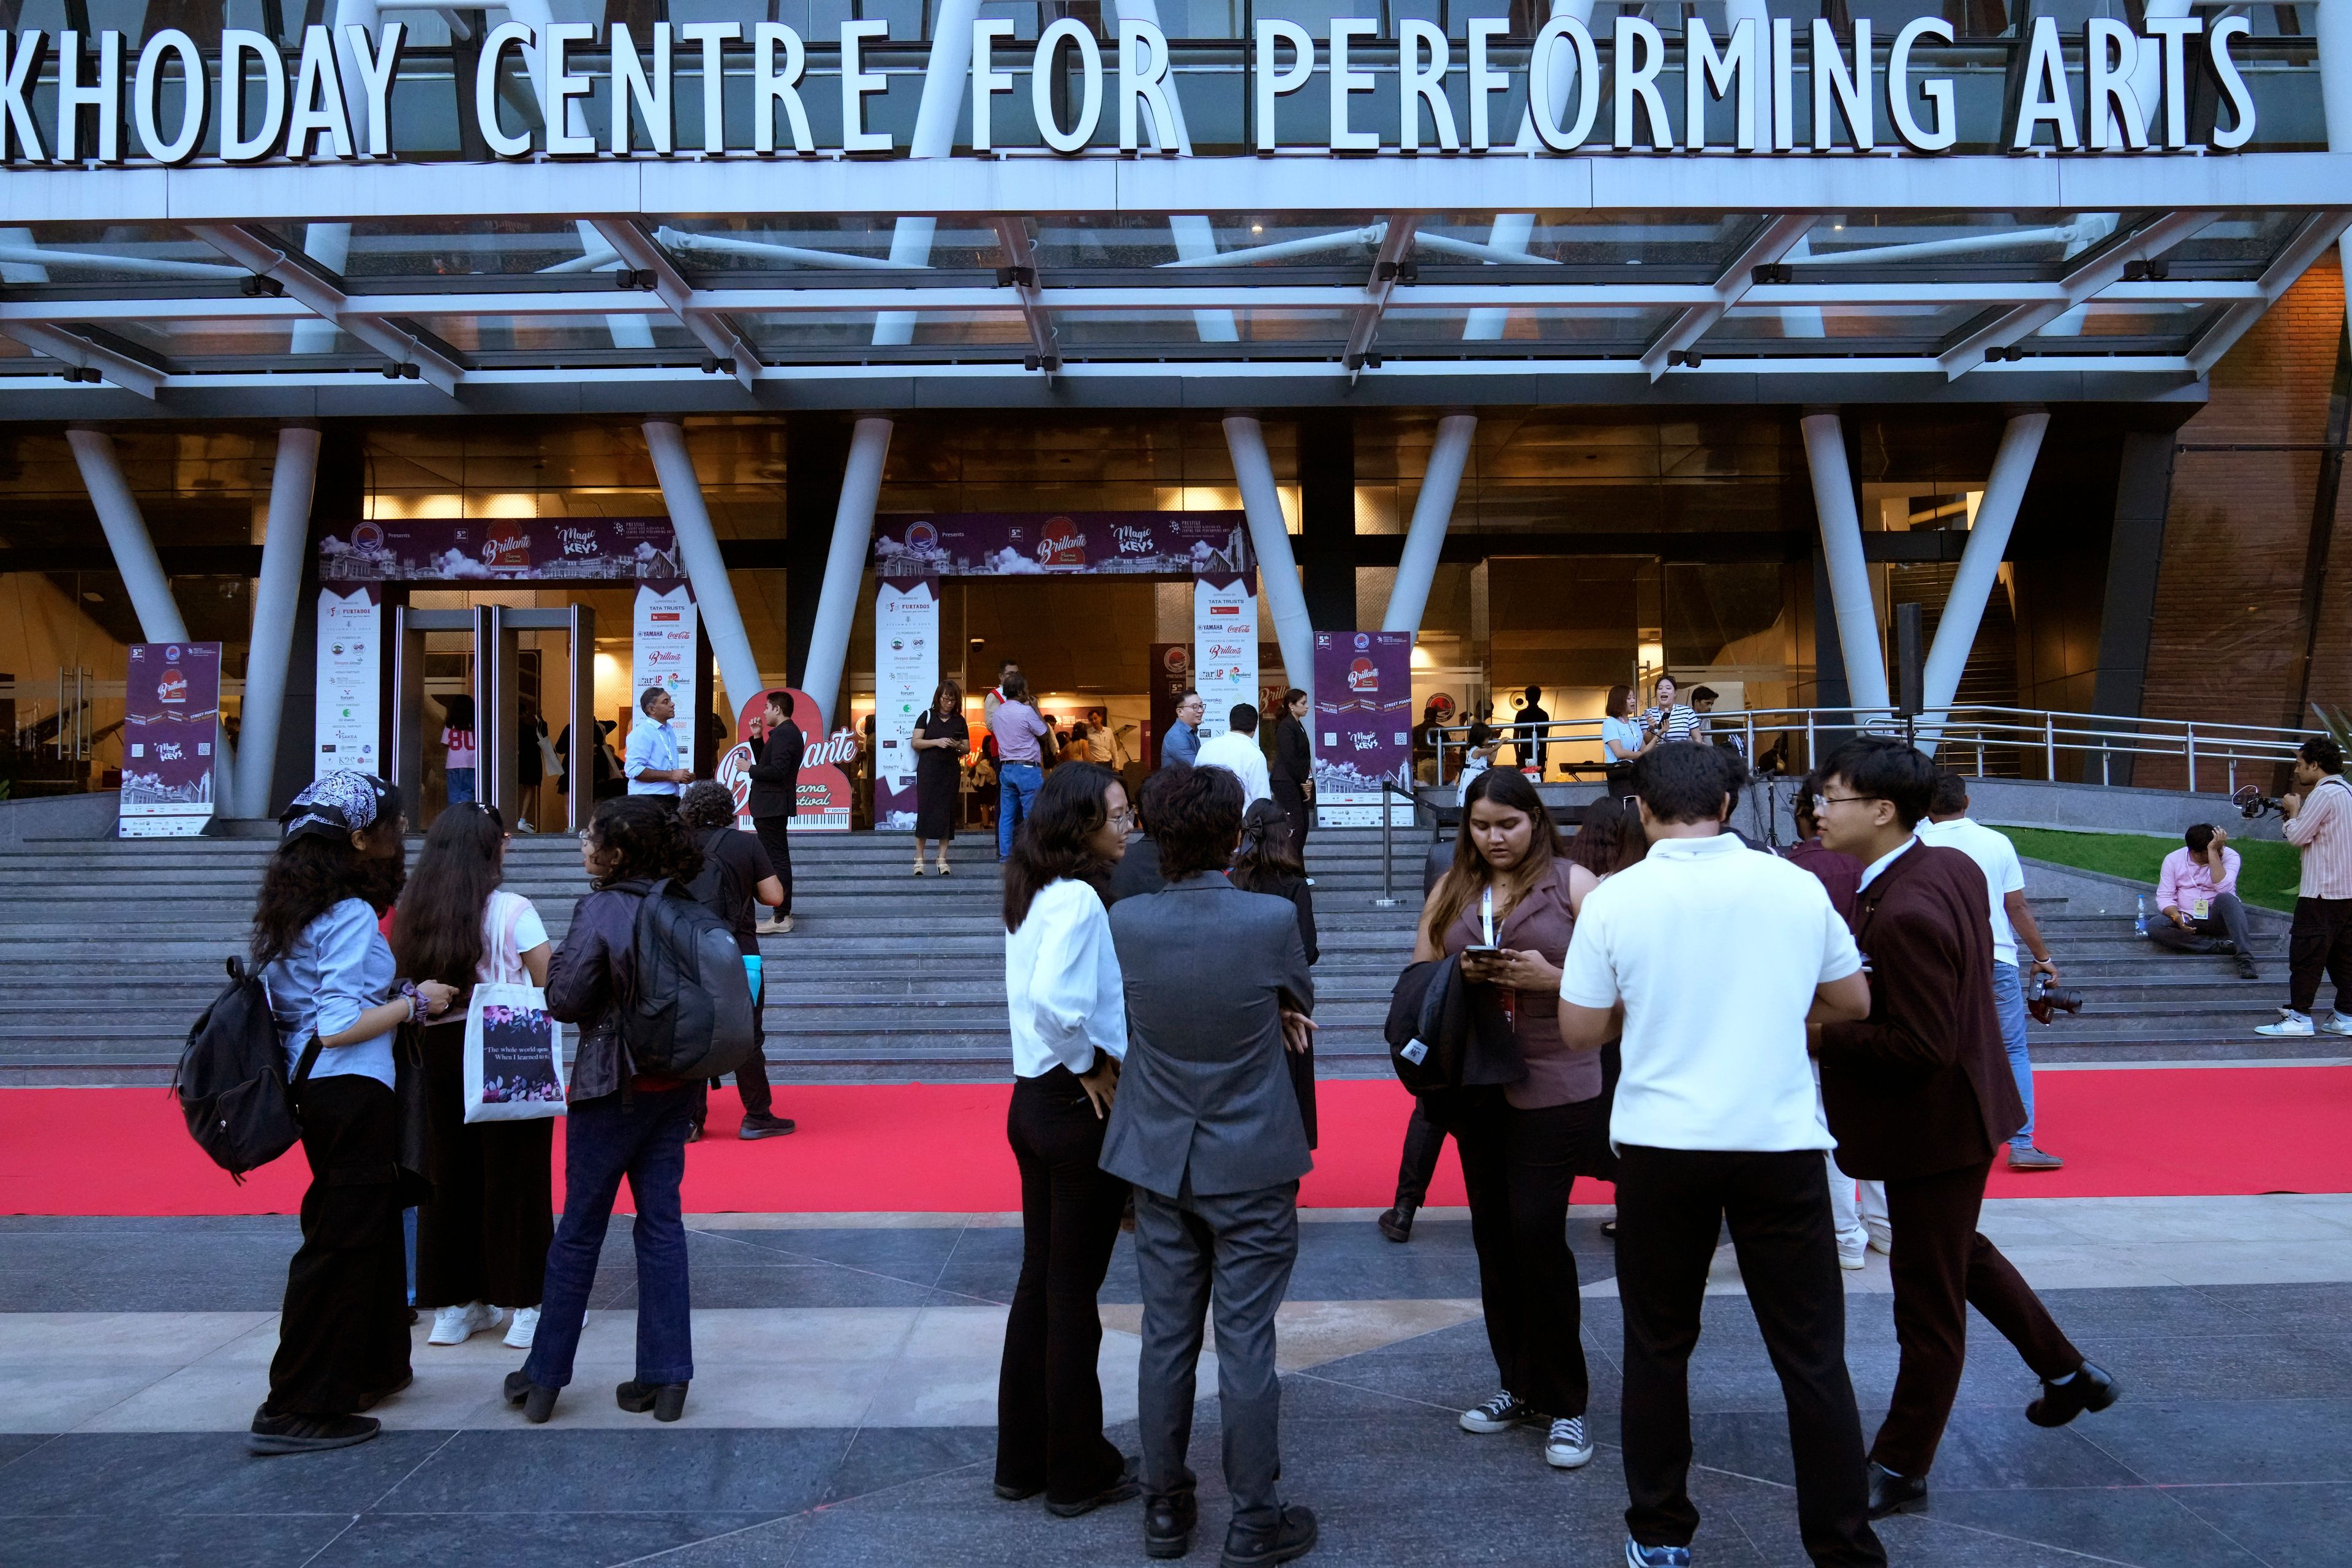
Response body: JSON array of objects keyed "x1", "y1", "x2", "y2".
[{"x1": 1559, "y1": 742, "x2": 1885, "y2": 1568}]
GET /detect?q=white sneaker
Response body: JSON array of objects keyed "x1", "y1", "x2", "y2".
[
  {"x1": 428, "y1": 1302, "x2": 502, "y2": 1346},
  {"x1": 2321, "y1": 1014, "x2": 2352, "y2": 1037},
  {"x1": 1838, "y1": 1244, "x2": 1868, "y2": 1272},
  {"x1": 503, "y1": 1305, "x2": 540, "y2": 1349},
  {"x1": 514, "y1": 821, "x2": 538, "y2": 835},
  {"x1": 1545, "y1": 1415, "x2": 1596, "y2": 1469},
  {"x1": 1865, "y1": 1227, "x2": 1893, "y2": 1257},
  {"x1": 2256, "y1": 1009, "x2": 2316, "y2": 1037}
]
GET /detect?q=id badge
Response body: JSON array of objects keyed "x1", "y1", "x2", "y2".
[{"x1": 2190, "y1": 894, "x2": 2211, "y2": 920}]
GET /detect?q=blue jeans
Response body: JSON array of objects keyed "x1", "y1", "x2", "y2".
[
  {"x1": 524, "y1": 1084, "x2": 696, "y2": 1389},
  {"x1": 445, "y1": 767, "x2": 476, "y2": 805},
  {"x1": 998, "y1": 763, "x2": 1044, "y2": 858},
  {"x1": 1991, "y1": 960, "x2": 2035, "y2": 1149}
]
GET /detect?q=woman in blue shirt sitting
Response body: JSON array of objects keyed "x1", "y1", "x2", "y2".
[{"x1": 249, "y1": 772, "x2": 456, "y2": 1457}]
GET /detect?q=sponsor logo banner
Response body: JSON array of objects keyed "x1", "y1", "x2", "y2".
[
  {"x1": 318, "y1": 517, "x2": 679, "y2": 582},
  {"x1": 1313, "y1": 629, "x2": 1414, "y2": 826},
  {"x1": 123, "y1": 641, "x2": 221, "y2": 837},
  {"x1": 875, "y1": 513, "x2": 1252, "y2": 579}
]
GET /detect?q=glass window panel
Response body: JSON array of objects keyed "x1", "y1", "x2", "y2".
[
  {"x1": 2024, "y1": 303, "x2": 2220, "y2": 351},
  {"x1": 1412, "y1": 213, "x2": 1764, "y2": 277},
  {"x1": 2162, "y1": 211, "x2": 2311, "y2": 276},
  {"x1": 0, "y1": 224, "x2": 243, "y2": 287},
  {"x1": 742, "y1": 310, "x2": 1031, "y2": 350},
  {"x1": 1052, "y1": 309, "x2": 1353, "y2": 350},
  {"x1": 657, "y1": 219, "x2": 1004, "y2": 277},
  {"x1": 1032, "y1": 214, "x2": 1385, "y2": 272},
  {"x1": 1375, "y1": 306, "x2": 1676, "y2": 349},
  {"x1": 1702, "y1": 302, "x2": 1994, "y2": 352},
  {"x1": 336, "y1": 220, "x2": 617, "y2": 281},
  {"x1": 1786, "y1": 211, "x2": 2136, "y2": 279}
]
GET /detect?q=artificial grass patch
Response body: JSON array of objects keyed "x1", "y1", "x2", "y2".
[{"x1": 1990, "y1": 826, "x2": 2304, "y2": 913}]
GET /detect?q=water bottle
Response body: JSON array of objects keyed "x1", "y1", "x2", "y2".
[{"x1": 2135, "y1": 895, "x2": 2149, "y2": 937}]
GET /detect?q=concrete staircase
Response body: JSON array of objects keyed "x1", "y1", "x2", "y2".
[{"x1": 0, "y1": 830, "x2": 2330, "y2": 1087}]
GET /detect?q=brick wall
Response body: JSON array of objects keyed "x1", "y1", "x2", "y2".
[{"x1": 2138, "y1": 256, "x2": 2350, "y2": 786}]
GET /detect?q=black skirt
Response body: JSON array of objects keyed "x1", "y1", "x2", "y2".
[{"x1": 413, "y1": 1019, "x2": 555, "y2": 1309}]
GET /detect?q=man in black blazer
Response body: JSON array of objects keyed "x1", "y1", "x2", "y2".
[
  {"x1": 746, "y1": 692, "x2": 804, "y2": 935},
  {"x1": 1101, "y1": 764, "x2": 1320, "y2": 1568},
  {"x1": 1813, "y1": 738, "x2": 2117, "y2": 1520}
]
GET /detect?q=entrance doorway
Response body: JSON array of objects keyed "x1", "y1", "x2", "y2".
[{"x1": 391, "y1": 605, "x2": 597, "y2": 832}]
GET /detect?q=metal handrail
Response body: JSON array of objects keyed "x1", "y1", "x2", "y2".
[
  {"x1": 1374, "y1": 777, "x2": 1420, "y2": 908},
  {"x1": 1419, "y1": 703, "x2": 2328, "y2": 793}
]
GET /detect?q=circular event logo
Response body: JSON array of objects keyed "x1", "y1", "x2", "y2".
[
  {"x1": 1162, "y1": 646, "x2": 1191, "y2": 674},
  {"x1": 907, "y1": 521, "x2": 938, "y2": 552},
  {"x1": 1352, "y1": 632, "x2": 1371, "y2": 651},
  {"x1": 1428, "y1": 692, "x2": 1457, "y2": 720},
  {"x1": 352, "y1": 522, "x2": 385, "y2": 552}
]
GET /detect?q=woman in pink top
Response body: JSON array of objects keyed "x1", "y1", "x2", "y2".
[{"x1": 440, "y1": 694, "x2": 478, "y2": 807}]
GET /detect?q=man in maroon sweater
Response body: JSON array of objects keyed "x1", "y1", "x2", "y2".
[{"x1": 1811, "y1": 738, "x2": 2117, "y2": 1521}]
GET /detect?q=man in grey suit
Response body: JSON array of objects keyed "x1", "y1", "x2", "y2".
[{"x1": 1101, "y1": 763, "x2": 1320, "y2": 1568}]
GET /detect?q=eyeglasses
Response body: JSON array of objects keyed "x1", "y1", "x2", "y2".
[
  {"x1": 576, "y1": 830, "x2": 595, "y2": 846},
  {"x1": 1811, "y1": 793, "x2": 1883, "y2": 813},
  {"x1": 1107, "y1": 807, "x2": 1137, "y2": 827}
]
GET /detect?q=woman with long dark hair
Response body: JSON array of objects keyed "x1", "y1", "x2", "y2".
[
  {"x1": 249, "y1": 773, "x2": 456, "y2": 1455},
  {"x1": 1268, "y1": 687, "x2": 1313, "y2": 854},
  {"x1": 910, "y1": 679, "x2": 969, "y2": 875},
  {"x1": 995, "y1": 760, "x2": 1140, "y2": 1517},
  {"x1": 393, "y1": 802, "x2": 555, "y2": 1353},
  {"x1": 1230, "y1": 797, "x2": 1319, "y2": 1147},
  {"x1": 1565, "y1": 795, "x2": 1633, "y2": 878},
  {"x1": 1412, "y1": 766, "x2": 1610, "y2": 1474},
  {"x1": 505, "y1": 796, "x2": 705, "y2": 1425}
]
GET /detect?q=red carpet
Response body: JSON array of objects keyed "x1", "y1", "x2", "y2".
[{"x1": 4, "y1": 1069, "x2": 2349, "y2": 1216}]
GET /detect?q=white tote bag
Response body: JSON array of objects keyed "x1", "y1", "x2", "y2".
[{"x1": 462, "y1": 982, "x2": 567, "y2": 1122}]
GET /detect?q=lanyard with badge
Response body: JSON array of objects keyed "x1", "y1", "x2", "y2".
[{"x1": 1480, "y1": 885, "x2": 1517, "y2": 1030}]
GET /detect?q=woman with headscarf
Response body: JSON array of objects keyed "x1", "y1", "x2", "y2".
[{"x1": 248, "y1": 773, "x2": 456, "y2": 1455}]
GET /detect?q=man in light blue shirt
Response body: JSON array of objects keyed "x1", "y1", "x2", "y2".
[
  {"x1": 625, "y1": 687, "x2": 692, "y2": 796},
  {"x1": 1162, "y1": 689, "x2": 1204, "y2": 769}
]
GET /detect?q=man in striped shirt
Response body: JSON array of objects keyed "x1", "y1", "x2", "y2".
[{"x1": 2256, "y1": 736, "x2": 2352, "y2": 1037}]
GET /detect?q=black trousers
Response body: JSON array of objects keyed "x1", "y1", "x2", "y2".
[
  {"x1": 414, "y1": 1020, "x2": 554, "y2": 1310},
  {"x1": 1873, "y1": 1158, "x2": 2083, "y2": 1478},
  {"x1": 2147, "y1": 892, "x2": 2256, "y2": 962},
  {"x1": 752, "y1": 813, "x2": 795, "y2": 917},
  {"x1": 2283, "y1": 895, "x2": 2352, "y2": 1014},
  {"x1": 996, "y1": 1067, "x2": 1130, "y2": 1506},
  {"x1": 1392, "y1": 1098, "x2": 1449, "y2": 1210},
  {"x1": 708, "y1": 960, "x2": 775, "y2": 1118},
  {"x1": 1450, "y1": 1093, "x2": 1607, "y2": 1419},
  {"x1": 1272, "y1": 780, "x2": 1311, "y2": 855},
  {"x1": 268, "y1": 1075, "x2": 413, "y2": 1418},
  {"x1": 1615, "y1": 1145, "x2": 1882, "y2": 1567}
]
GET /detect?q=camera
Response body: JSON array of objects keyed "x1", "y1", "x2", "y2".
[
  {"x1": 2024, "y1": 970, "x2": 2084, "y2": 1025},
  {"x1": 2233, "y1": 784, "x2": 2283, "y2": 820}
]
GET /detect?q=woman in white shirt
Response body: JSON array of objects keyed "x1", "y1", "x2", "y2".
[
  {"x1": 391, "y1": 803, "x2": 555, "y2": 1354},
  {"x1": 995, "y1": 760, "x2": 1141, "y2": 1518}
]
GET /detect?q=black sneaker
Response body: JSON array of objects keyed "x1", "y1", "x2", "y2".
[
  {"x1": 1045, "y1": 1456, "x2": 1140, "y2": 1518},
  {"x1": 1377, "y1": 1205, "x2": 1415, "y2": 1243},
  {"x1": 248, "y1": 1408, "x2": 381, "y2": 1456},
  {"x1": 739, "y1": 1112, "x2": 797, "y2": 1140},
  {"x1": 1221, "y1": 1504, "x2": 1317, "y2": 1567},
  {"x1": 1459, "y1": 1390, "x2": 1536, "y2": 1433}
]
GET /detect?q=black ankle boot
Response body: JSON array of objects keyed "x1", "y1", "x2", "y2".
[
  {"x1": 503, "y1": 1370, "x2": 557, "y2": 1423},
  {"x1": 616, "y1": 1379, "x2": 689, "y2": 1421}
]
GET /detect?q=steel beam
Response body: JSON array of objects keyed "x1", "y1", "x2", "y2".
[
  {"x1": 992, "y1": 218, "x2": 1061, "y2": 371},
  {"x1": 1937, "y1": 211, "x2": 2218, "y2": 379},
  {"x1": 589, "y1": 219, "x2": 763, "y2": 390},
  {"x1": 1642, "y1": 213, "x2": 1817, "y2": 380},
  {"x1": 1344, "y1": 216, "x2": 1419, "y2": 374},
  {"x1": 1, "y1": 323, "x2": 164, "y2": 398},
  {"x1": 186, "y1": 222, "x2": 466, "y2": 393},
  {"x1": 2187, "y1": 209, "x2": 2352, "y2": 374}
]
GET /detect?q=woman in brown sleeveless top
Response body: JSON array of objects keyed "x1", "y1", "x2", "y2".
[{"x1": 1411, "y1": 767, "x2": 1611, "y2": 1472}]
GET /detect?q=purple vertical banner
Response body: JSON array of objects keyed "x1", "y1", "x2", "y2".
[
  {"x1": 1311, "y1": 631, "x2": 1414, "y2": 826},
  {"x1": 121, "y1": 641, "x2": 224, "y2": 838}
]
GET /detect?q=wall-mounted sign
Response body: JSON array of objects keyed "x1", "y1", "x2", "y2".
[
  {"x1": 121, "y1": 641, "x2": 221, "y2": 837},
  {"x1": 318, "y1": 517, "x2": 679, "y2": 582},
  {"x1": 0, "y1": 18, "x2": 2270, "y2": 165},
  {"x1": 874, "y1": 513, "x2": 1253, "y2": 579}
]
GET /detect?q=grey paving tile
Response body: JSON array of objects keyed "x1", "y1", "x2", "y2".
[
  {"x1": 2067, "y1": 1330, "x2": 2352, "y2": 1404},
  {"x1": 820, "y1": 1425, "x2": 994, "y2": 1505},
  {"x1": 2073, "y1": 1398, "x2": 2352, "y2": 1486},
  {"x1": 703, "y1": 1226, "x2": 969, "y2": 1283},
  {"x1": 309, "y1": 1510, "x2": 785, "y2": 1567},
  {"x1": 0, "y1": 1234, "x2": 298, "y2": 1312},
  {"x1": 0, "y1": 1436, "x2": 53, "y2": 1471},
  {"x1": 595, "y1": 1265, "x2": 941, "y2": 1311},
  {"x1": 2168, "y1": 1481, "x2": 2352, "y2": 1567},
  {"x1": 1918, "y1": 1484, "x2": 2265, "y2": 1567},
  {"x1": 375, "y1": 1430, "x2": 850, "y2": 1514},
  {"x1": 0, "y1": 1431, "x2": 453, "y2": 1516},
  {"x1": 0, "y1": 1512, "x2": 352, "y2": 1568}
]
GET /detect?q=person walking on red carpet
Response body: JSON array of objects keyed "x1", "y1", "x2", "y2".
[{"x1": 1811, "y1": 737, "x2": 2120, "y2": 1522}]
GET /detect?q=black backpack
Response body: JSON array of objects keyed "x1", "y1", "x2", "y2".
[
  {"x1": 621, "y1": 878, "x2": 756, "y2": 1082},
  {"x1": 174, "y1": 957, "x2": 322, "y2": 1183}
]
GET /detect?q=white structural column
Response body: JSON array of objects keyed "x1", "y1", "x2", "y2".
[
  {"x1": 873, "y1": 0, "x2": 981, "y2": 347},
  {"x1": 1223, "y1": 415, "x2": 1318, "y2": 712},
  {"x1": 2321, "y1": 0, "x2": 2352, "y2": 324},
  {"x1": 801, "y1": 417, "x2": 895, "y2": 733},
  {"x1": 1799, "y1": 412, "x2": 1891, "y2": 710},
  {"x1": 67, "y1": 425, "x2": 228, "y2": 802},
  {"x1": 644, "y1": 420, "x2": 768, "y2": 726},
  {"x1": 232, "y1": 425, "x2": 321, "y2": 817},
  {"x1": 1382, "y1": 413, "x2": 1477, "y2": 633},
  {"x1": 1919, "y1": 412, "x2": 2048, "y2": 726}
]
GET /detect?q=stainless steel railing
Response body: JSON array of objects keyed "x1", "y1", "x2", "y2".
[{"x1": 1421, "y1": 704, "x2": 2329, "y2": 795}]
